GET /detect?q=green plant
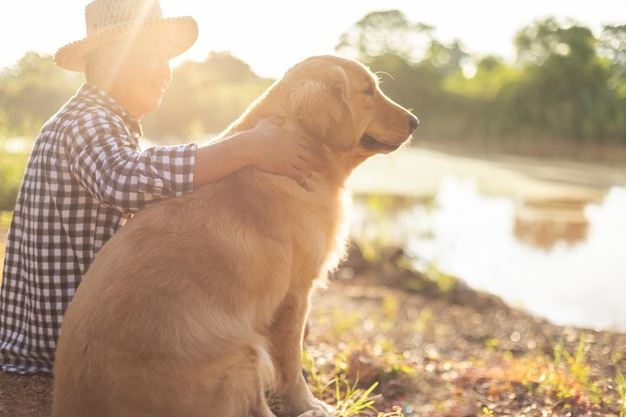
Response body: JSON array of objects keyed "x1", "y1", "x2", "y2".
[
  {"x1": 0, "y1": 211, "x2": 12, "y2": 227},
  {"x1": 543, "y1": 333, "x2": 601, "y2": 404},
  {"x1": 302, "y1": 347, "x2": 327, "y2": 398},
  {"x1": 301, "y1": 345, "x2": 409, "y2": 417},
  {"x1": 0, "y1": 149, "x2": 28, "y2": 211},
  {"x1": 615, "y1": 367, "x2": 626, "y2": 417},
  {"x1": 332, "y1": 377, "x2": 379, "y2": 416},
  {"x1": 477, "y1": 407, "x2": 494, "y2": 417}
]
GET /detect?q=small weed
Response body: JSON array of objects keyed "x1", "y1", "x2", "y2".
[
  {"x1": 477, "y1": 407, "x2": 494, "y2": 417},
  {"x1": 484, "y1": 338, "x2": 499, "y2": 354},
  {"x1": 548, "y1": 333, "x2": 601, "y2": 403},
  {"x1": 423, "y1": 260, "x2": 456, "y2": 293},
  {"x1": 332, "y1": 377, "x2": 379, "y2": 416},
  {"x1": 615, "y1": 367, "x2": 626, "y2": 417},
  {"x1": 511, "y1": 332, "x2": 602, "y2": 410},
  {"x1": 382, "y1": 295, "x2": 399, "y2": 322},
  {"x1": 302, "y1": 347, "x2": 327, "y2": 398},
  {"x1": 331, "y1": 377, "x2": 407, "y2": 417},
  {"x1": 411, "y1": 307, "x2": 432, "y2": 334},
  {"x1": 321, "y1": 308, "x2": 364, "y2": 341},
  {"x1": 301, "y1": 344, "x2": 410, "y2": 417}
]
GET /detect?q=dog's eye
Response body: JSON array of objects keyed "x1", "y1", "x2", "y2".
[{"x1": 362, "y1": 87, "x2": 375, "y2": 96}]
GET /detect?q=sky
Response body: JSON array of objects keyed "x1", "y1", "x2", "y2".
[{"x1": 1, "y1": 0, "x2": 625, "y2": 79}]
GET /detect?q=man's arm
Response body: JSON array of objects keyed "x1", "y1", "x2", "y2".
[{"x1": 193, "y1": 117, "x2": 313, "y2": 189}]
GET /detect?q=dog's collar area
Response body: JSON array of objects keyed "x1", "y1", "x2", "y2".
[{"x1": 359, "y1": 133, "x2": 400, "y2": 151}]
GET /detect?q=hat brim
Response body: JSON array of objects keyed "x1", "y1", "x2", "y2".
[{"x1": 54, "y1": 16, "x2": 198, "y2": 72}]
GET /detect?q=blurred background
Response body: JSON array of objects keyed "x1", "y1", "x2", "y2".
[{"x1": 1, "y1": 1, "x2": 625, "y2": 332}]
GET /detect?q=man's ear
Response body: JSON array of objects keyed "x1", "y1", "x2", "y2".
[
  {"x1": 88, "y1": 43, "x2": 123, "y2": 87},
  {"x1": 290, "y1": 66, "x2": 358, "y2": 152}
]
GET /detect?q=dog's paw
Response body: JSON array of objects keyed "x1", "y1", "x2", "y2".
[
  {"x1": 296, "y1": 410, "x2": 333, "y2": 417},
  {"x1": 278, "y1": 383, "x2": 333, "y2": 416}
]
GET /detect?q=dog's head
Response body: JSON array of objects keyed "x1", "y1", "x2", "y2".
[{"x1": 282, "y1": 55, "x2": 418, "y2": 158}]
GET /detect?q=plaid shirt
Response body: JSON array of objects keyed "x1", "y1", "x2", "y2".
[{"x1": 0, "y1": 83, "x2": 196, "y2": 373}]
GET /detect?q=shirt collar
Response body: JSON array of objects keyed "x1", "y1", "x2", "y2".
[{"x1": 78, "y1": 83, "x2": 143, "y2": 139}]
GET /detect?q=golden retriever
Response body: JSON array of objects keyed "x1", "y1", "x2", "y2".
[{"x1": 52, "y1": 55, "x2": 418, "y2": 417}]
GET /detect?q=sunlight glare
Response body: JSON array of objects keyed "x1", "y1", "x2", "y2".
[{"x1": 161, "y1": 0, "x2": 342, "y2": 78}]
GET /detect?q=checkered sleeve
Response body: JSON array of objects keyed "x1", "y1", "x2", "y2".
[{"x1": 68, "y1": 113, "x2": 196, "y2": 213}]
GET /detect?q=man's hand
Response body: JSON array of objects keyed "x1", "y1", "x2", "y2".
[
  {"x1": 248, "y1": 116, "x2": 313, "y2": 188},
  {"x1": 193, "y1": 116, "x2": 314, "y2": 189}
]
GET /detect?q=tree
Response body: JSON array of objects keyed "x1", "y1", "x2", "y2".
[
  {"x1": 0, "y1": 52, "x2": 82, "y2": 137},
  {"x1": 142, "y1": 51, "x2": 273, "y2": 142},
  {"x1": 509, "y1": 18, "x2": 619, "y2": 141},
  {"x1": 335, "y1": 10, "x2": 477, "y2": 141},
  {"x1": 335, "y1": 10, "x2": 435, "y2": 65},
  {"x1": 598, "y1": 25, "x2": 626, "y2": 91}
]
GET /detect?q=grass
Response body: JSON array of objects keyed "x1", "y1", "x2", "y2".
[
  {"x1": 301, "y1": 279, "x2": 626, "y2": 416},
  {"x1": 0, "y1": 211, "x2": 11, "y2": 227},
  {"x1": 0, "y1": 211, "x2": 10, "y2": 284},
  {"x1": 0, "y1": 149, "x2": 28, "y2": 212},
  {"x1": 332, "y1": 378, "x2": 379, "y2": 416},
  {"x1": 547, "y1": 333, "x2": 601, "y2": 403},
  {"x1": 607, "y1": 367, "x2": 626, "y2": 414},
  {"x1": 477, "y1": 407, "x2": 494, "y2": 417},
  {"x1": 302, "y1": 346, "x2": 391, "y2": 416},
  {"x1": 300, "y1": 342, "x2": 412, "y2": 416},
  {"x1": 466, "y1": 331, "x2": 622, "y2": 414}
]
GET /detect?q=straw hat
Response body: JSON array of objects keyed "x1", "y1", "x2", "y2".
[{"x1": 54, "y1": 0, "x2": 198, "y2": 72}]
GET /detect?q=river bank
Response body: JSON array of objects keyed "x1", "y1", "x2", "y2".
[
  {"x1": 348, "y1": 144, "x2": 626, "y2": 333},
  {"x1": 349, "y1": 143, "x2": 626, "y2": 200}
]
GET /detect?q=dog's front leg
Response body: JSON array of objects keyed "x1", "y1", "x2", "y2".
[{"x1": 269, "y1": 290, "x2": 333, "y2": 416}]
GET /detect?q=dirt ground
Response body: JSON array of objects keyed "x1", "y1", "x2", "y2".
[
  {"x1": 1, "y1": 146, "x2": 625, "y2": 416},
  {"x1": 1, "y1": 259, "x2": 624, "y2": 416}
]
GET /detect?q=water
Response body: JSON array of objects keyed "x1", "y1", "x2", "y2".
[
  {"x1": 350, "y1": 176, "x2": 626, "y2": 333},
  {"x1": 6, "y1": 137, "x2": 624, "y2": 331}
]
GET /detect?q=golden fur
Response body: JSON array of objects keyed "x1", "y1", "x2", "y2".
[{"x1": 52, "y1": 55, "x2": 418, "y2": 417}]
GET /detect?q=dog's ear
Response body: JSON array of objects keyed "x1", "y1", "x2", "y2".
[{"x1": 290, "y1": 66, "x2": 358, "y2": 152}]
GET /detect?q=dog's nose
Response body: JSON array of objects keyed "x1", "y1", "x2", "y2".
[{"x1": 409, "y1": 115, "x2": 419, "y2": 131}]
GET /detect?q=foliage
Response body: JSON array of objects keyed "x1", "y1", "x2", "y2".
[
  {"x1": 142, "y1": 51, "x2": 274, "y2": 143},
  {"x1": 332, "y1": 378, "x2": 378, "y2": 416},
  {"x1": 507, "y1": 18, "x2": 623, "y2": 142},
  {"x1": 339, "y1": 14, "x2": 626, "y2": 146},
  {"x1": 0, "y1": 146, "x2": 28, "y2": 211},
  {"x1": 300, "y1": 345, "x2": 410, "y2": 417},
  {"x1": 599, "y1": 25, "x2": 626, "y2": 88},
  {"x1": 0, "y1": 211, "x2": 11, "y2": 265},
  {"x1": 0, "y1": 52, "x2": 82, "y2": 137},
  {"x1": 477, "y1": 407, "x2": 494, "y2": 417},
  {"x1": 335, "y1": 10, "x2": 435, "y2": 65},
  {"x1": 615, "y1": 367, "x2": 626, "y2": 417},
  {"x1": 546, "y1": 333, "x2": 602, "y2": 403},
  {"x1": 2, "y1": 12, "x2": 626, "y2": 207}
]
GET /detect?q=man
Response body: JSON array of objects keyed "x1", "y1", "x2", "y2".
[{"x1": 0, "y1": 0, "x2": 312, "y2": 374}]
